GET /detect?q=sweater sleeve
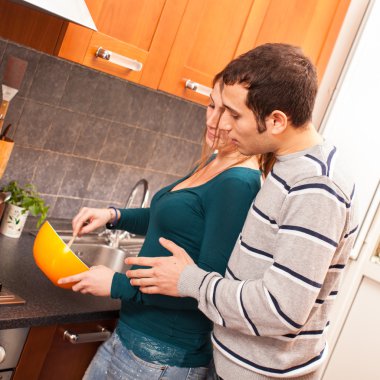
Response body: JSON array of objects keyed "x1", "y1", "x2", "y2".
[
  {"x1": 112, "y1": 208, "x2": 150, "y2": 236},
  {"x1": 179, "y1": 176, "x2": 355, "y2": 336},
  {"x1": 112, "y1": 175, "x2": 261, "y2": 310}
]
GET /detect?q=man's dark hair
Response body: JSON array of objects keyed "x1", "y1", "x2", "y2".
[{"x1": 222, "y1": 43, "x2": 318, "y2": 132}]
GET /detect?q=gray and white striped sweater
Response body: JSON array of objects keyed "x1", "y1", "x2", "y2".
[{"x1": 179, "y1": 141, "x2": 358, "y2": 379}]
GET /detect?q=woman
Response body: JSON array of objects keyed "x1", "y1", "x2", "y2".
[{"x1": 58, "y1": 74, "x2": 262, "y2": 380}]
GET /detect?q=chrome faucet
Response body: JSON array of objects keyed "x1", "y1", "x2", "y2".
[
  {"x1": 102, "y1": 179, "x2": 149, "y2": 248},
  {"x1": 125, "y1": 179, "x2": 149, "y2": 209}
]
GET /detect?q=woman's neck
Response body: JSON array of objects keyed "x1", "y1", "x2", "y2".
[{"x1": 213, "y1": 147, "x2": 243, "y2": 164}]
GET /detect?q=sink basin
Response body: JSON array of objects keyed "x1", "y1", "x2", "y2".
[{"x1": 70, "y1": 240, "x2": 143, "y2": 273}]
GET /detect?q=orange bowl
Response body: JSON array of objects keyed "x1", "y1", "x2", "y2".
[{"x1": 33, "y1": 221, "x2": 89, "y2": 289}]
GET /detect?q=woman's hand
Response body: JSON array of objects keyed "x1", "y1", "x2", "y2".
[
  {"x1": 58, "y1": 265, "x2": 115, "y2": 296},
  {"x1": 72, "y1": 207, "x2": 114, "y2": 237}
]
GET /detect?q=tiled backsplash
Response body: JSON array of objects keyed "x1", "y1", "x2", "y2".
[{"x1": 0, "y1": 38, "x2": 205, "y2": 219}]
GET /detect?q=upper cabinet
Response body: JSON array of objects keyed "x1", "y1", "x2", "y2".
[
  {"x1": 57, "y1": 0, "x2": 188, "y2": 88},
  {"x1": 0, "y1": 0, "x2": 350, "y2": 106},
  {"x1": 159, "y1": 0, "x2": 350, "y2": 105}
]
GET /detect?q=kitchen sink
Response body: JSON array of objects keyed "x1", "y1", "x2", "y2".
[{"x1": 61, "y1": 237, "x2": 144, "y2": 273}]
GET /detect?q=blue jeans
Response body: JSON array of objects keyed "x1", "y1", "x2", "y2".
[{"x1": 83, "y1": 331, "x2": 211, "y2": 380}]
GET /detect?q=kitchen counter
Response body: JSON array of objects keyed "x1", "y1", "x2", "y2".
[{"x1": 0, "y1": 223, "x2": 121, "y2": 329}]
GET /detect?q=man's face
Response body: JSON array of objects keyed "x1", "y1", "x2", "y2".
[{"x1": 220, "y1": 84, "x2": 274, "y2": 156}]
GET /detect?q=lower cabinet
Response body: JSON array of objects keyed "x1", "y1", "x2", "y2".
[{"x1": 13, "y1": 319, "x2": 117, "y2": 380}]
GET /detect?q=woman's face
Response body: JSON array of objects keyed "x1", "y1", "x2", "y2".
[{"x1": 205, "y1": 82, "x2": 235, "y2": 151}]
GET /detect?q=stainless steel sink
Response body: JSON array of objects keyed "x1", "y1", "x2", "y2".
[{"x1": 60, "y1": 237, "x2": 144, "y2": 273}]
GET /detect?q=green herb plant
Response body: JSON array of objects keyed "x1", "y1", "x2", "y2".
[{"x1": 1, "y1": 180, "x2": 49, "y2": 227}]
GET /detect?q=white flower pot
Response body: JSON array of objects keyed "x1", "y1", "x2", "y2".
[{"x1": 0, "y1": 203, "x2": 29, "y2": 238}]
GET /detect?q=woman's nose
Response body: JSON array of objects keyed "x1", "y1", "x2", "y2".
[
  {"x1": 218, "y1": 112, "x2": 232, "y2": 132},
  {"x1": 206, "y1": 110, "x2": 220, "y2": 129}
]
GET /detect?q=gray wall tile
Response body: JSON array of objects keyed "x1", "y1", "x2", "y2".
[
  {"x1": 181, "y1": 103, "x2": 205, "y2": 143},
  {"x1": 125, "y1": 128, "x2": 157, "y2": 168},
  {"x1": 112, "y1": 166, "x2": 149, "y2": 205},
  {"x1": 0, "y1": 38, "x2": 204, "y2": 219},
  {"x1": 85, "y1": 162, "x2": 121, "y2": 200},
  {"x1": 28, "y1": 54, "x2": 71, "y2": 104},
  {"x1": 14, "y1": 99, "x2": 56, "y2": 148},
  {"x1": 138, "y1": 91, "x2": 169, "y2": 132},
  {"x1": 73, "y1": 116, "x2": 109, "y2": 159},
  {"x1": 44, "y1": 109, "x2": 84, "y2": 154},
  {"x1": 162, "y1": 97, "x2": 193, "y2": 137},
  {"x1": 52, "y1": 197, "x2": 83, "y2": 219},
  {"x1": 82, "y1": 199, "x2": 117, "y2": 209},
  {"x1": 112, "y1": 82, "x2": 147, "y2": 125},
  {"x1": 59, "y1": 156, "x2": 96, "y2": 198},
  {"x1": 88, "y1": 75, "x2": 126, "y2": 120},
  {"x1": 32, "y1": 151, "x2": 70, "y2": 194},
  {"x1": 175, "y1": 140, "x2": 200, "y2": 175},
  {"x1": 147, "y1": 135, "x2": 188, "y2": 174},
  {"x1": 60, "y1": 65, "x2": 99, "y2": 113},
  {"x1": 0, "y1": 146, "x2": 41, "y2": 186},
  {"x1": 98, "y1": 122, "x2": 135, "y2": 164}
]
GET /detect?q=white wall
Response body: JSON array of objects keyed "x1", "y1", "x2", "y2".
[{"x1": 320, "y1": 0, "x2": 380, "y2": 259}]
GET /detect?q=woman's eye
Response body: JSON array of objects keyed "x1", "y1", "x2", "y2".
[{"x1": 207, "y1": 104, "x2": 215, "y2": 109}]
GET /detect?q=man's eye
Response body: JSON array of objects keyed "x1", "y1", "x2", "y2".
[{"x1": 207, "y1": 104, "x2": 215, "y2": 109}]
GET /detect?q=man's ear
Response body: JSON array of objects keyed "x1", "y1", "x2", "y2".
[{"x1": 266, "y1": 110, "x2": 288, "y2": 136}]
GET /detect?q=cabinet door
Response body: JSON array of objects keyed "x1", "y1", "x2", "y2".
[
  {"x1": 13, "y1": 319, "x2": 116, "y2": 380},
  {"x1": 57, "y1": 0, "x2": 187, "y2": 88},
  {"x1": 236, "y1": 0, "x2": 351, "y2": 80},
  {"x1": 158, "y1": 0, "x2": 256, "y2": 105},
  {"x1": 159, "y1": 0, "x2": 350, "y2": 105}
]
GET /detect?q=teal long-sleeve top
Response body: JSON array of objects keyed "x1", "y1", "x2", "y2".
[{"x1": 110, "y1": 166, "x2": 261, "y2": 367}]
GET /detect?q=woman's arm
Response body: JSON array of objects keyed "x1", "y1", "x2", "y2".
[
  {"x1": 113, "y1": 175, "x2": 261, "y2": 309},
  {"x1": 110, "y1": 208, "x2": 151, "y2": 236}
]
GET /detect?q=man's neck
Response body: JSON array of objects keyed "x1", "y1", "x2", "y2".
[{"x1": 275, "y1": 123, "x2": 323, "y2": 156}]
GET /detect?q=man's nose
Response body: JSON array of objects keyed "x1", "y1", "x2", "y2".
[{"x1": 218, "y1": 112, "x2": 232, "y2": 132}]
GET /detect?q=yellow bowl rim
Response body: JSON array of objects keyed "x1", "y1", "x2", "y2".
[{"x1": 42, "y1": 220, "x2": 90, "y2": 270}]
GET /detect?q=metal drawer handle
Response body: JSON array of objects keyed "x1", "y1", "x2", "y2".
[
  {"x1": 185, "y1": 79, "x2": 211, "y2": 97},
  {"x1": 63, "y1": 327, "x2": 111, "y2": 344},
  {"x1": 95, "y1": 47, "x2": 143, "y2": 71}
]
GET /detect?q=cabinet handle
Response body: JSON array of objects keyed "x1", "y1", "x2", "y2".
[
  {"x1": 185, "y1": 79, "x2": 211, "y2": 97},
  {"x1": 63, "y1": 327, "x2": 111, "y2": 344},
  {"x1": 95, "y1": 47, "x2": 143, "y2": 72}
]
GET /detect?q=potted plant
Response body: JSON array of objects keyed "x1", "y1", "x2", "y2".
[{"x1": 0, "y1": 180, "x2": 49, "y2": 238}]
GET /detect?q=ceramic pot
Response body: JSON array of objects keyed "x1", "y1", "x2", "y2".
[{"x1": 0, "y1": 203, "x2": 29, "y2": 238}]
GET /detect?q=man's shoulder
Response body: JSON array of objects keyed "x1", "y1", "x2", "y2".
[{"x1": 273, "y1": 142, "x2": 355, "y2": 202}]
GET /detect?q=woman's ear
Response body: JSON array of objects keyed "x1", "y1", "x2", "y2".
[{"x1": 267, "y1": 110, "x2": 288, "y2": 136}]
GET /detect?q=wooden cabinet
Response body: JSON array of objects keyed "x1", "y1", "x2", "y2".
[
  {"x1": 57, "y1": 0, "x2": 351, "y2": 104},
  {"x1": 0, "y1": 0, "x2": 65, "y2": 55},
  {"x1": 0, "y1": 0, "x2": 350, "y2": 105},
  {"x1": 57, "y1": 0, "x2": 188, "y2": 88},
  {"x1": 13, "y1": 319, "x2": 116, "y2": 380},
  {"x1": 159, "y1": 0, "x2": 350, "y2": 105}
]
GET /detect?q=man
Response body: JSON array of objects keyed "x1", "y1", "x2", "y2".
[{"x1": 126, "y1": 43, "x2": 358, "y2": 380}]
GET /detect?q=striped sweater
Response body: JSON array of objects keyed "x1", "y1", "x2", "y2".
[{"x1": 179, "y1": 141, "x2": 358, "y2": 379}]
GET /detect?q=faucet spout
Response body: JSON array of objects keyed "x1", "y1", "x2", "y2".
[
  {"x1": 101, "y1": 179, "x2": 149, "y2": 248},
  {"x1": 125, "y1": 179, "x2": 149, "y2": 208}
]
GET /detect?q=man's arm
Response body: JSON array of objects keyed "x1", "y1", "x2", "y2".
[{"x1": 128, "y1": 177, "x2": 357, "y2": 336}]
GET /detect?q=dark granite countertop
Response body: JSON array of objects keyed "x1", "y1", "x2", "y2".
[{"x1": 0, "y1": 220, "x2": 121, "y2": 329}]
